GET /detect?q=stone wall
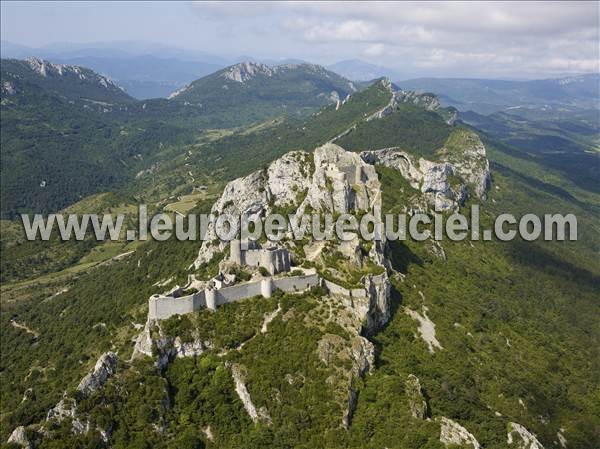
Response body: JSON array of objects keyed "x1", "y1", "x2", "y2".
[
  {"x1": 148, "y1": 273, "x2": 320, "y2": 320},
  {"x1": 215, "y1": 281, "x2": 263, "y2": 306},
  {"x1": 149, "y1": 292, "x2": 206, "y2": 320},
  {"x1": 273, "y1": 274, "x2": 320, "y2": 292},
  {"x1": 322, "y1": 279, "x2": 367, "y2": 298}
]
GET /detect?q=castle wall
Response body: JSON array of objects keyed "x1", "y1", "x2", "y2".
[
  {"x1": 149, "y1": 291, "x2": 206, "y2": 320},
  {"x1": 215, "y1": 281, "x2": 263, "y2": 306},
  {"x1": 322, "y1": 279, "x2": 367, "y2": 298},
  {"x1": 273, "y1": 274, "x2": 319, "y2": 292},
  {"x1": 243, "y1": 248, "x2": 290, "y2": 274},
  {"x1": 149, "y1": 273, "x2": 320, "y2": 320}
]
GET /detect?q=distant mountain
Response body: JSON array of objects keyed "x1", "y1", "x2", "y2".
[
  {"x1": 1, "y1": 41, "x2": 229, "y2": 99},
  {"x1": 0, "y1": 58, "x2": 193, "y2": 217},
  {"x1": 1, "y1": 40, "x2": 230, "y2": 65},
  {"x1": 49, "y1": 55, "x2": 223, "y2": 99},
  {"x1": 399, "y1": 74, "x2": 600, "y2": 114},
  {"x1": 0, "y1": 58, "x2": 360, "y2": 217},
  {"x1": 327, "y1": 59, "x2": 402, "y2": 82},
  {"x1": 1, "y1": 57, "x2": 134, "y2": 104},
  {"x1": 168, "y1": 61, "x2": 358, "y2": 121}
]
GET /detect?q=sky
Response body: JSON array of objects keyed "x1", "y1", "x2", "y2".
[{"x1": 1, "y1": 1, "x2": 599, "y2": 79}]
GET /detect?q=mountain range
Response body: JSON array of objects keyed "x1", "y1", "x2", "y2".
[{"x1": 1, "y1": 54, "x2": 599, "y2": 449}]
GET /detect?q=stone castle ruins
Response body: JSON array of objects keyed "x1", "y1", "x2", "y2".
[
  {"x1": 148, "y1": 240, "x2": 317, "y2": 320},
  {"x1": 146, "y1": 237, "x2": 386, "y2": 322}
]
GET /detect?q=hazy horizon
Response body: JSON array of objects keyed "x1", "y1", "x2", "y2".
[{"x1": 2, "y1": 1, "x2": 599, "y2": 80}]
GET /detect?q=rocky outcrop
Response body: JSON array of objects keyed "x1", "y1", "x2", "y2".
[
  {"x1": 24, "y1": 57, "x2": 122, "y2": 91},
  {"x1": 229, "y1": 363, "x2": 272, "y2": 425},
  {"x1": 7, "y1": 426, "x2": 32, "y2": 449},
  {"x1": 444, "y1": 130, "x2": 491, "y2": 200},
  {"x1": 193, "y1": 143, "x2": 383, "y2": 267},
  {"x1": 507, "y1": 422, "x2": 545, "y2": 449},
  {"x1": 46, "y1": 395, "x2": 78, "y2": 422},
  {"x1": 221, "y1": 62, "x2": 274, "y2": 83},
  {"x1": 362, "y1": 272, "x2": 391, "y2": 334},
  {"x1": 361, "y1": 131, "x2": 490, "y2": 211},
  {"x1": 133, "y1": 319, "x2": 211, "y2": 369},
  {"x1": 396, "y1": 90, "x2": 441, "y2": 111},
  {"x1": 405, "y1": 305, "x2": 443, "y2": 353},
  {"x1": 405, "y1": 374, "x2": 429, "y2": 419},
  {"x1": 439, "y1": 417, "x2": 481, "y2": 449},
  {"x1": 77, "y1": 352, "x2": 118, "y2": 396}
]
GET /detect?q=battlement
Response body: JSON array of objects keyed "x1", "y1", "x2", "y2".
[
  {"x1": 148, "y1": 273, "x2": 320, "y2": 320},
  {"x1": 145, "y1": 271, "x2": 383, "y2": 321},
  {"x1": 230, "y1": 240, "x2": 291, "y2": 275}
]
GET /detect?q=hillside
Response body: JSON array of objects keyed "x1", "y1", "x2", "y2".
[
  {"x1": 0, "y1": 59, "x2": 360, "y2": 218},
  {"x1": 1, "y1": 58, "x2": 134, "y2": 105},
  {"x1": 1, "y1": 73, "x2": 598, "y2": 449},
  {"x1": 167, "y1": 61, "x2": 357, "y2": 121}
]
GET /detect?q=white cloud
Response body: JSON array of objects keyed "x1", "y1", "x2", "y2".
[{"x1": 363, "y1": 43, "x2": 386, "y2": 57}]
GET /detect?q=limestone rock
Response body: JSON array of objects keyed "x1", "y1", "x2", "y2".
[
  {"x1": 396, "y1": 90, "x2": 441, "y2": 111},
  {"x1": 229, "y1": 363, "x2": 272, "y2": 425},
  {"x1": 7, "y1": 426, "x2": 32, "y2": 449},
  {"x1": 405, "y1": 374, "x2": 429, "y2": 419},
  {"x1": 173, "y1": 336, "x2": 208, "y2": 358},
  {"x1": 363, "y1": 272, "x2": 391, "y2": 333},
  {"x1": 439, "y1": 417, "x2": 481, "y2": 449},
  {"x1": 221, "y1": 62, "x2": 273, "y2": 83},
  {"x1": 300, "y1": 143, "x2": 380, "y2": 215},
  {"x1": 507, "y1": 422, "x2": 545, "y2": 449},
  {"x1": 47, "y1": 395, "x2": 77, "y2": 422},
  {"x1": 405, "y1": 305, "x2": 443, "y2": 353},
  {"x1": 361, "y1": 133, "x2": 490, "y2": 211},
  {"x1": 76, "y1": 352, "x2": 118, "y2": 396}
]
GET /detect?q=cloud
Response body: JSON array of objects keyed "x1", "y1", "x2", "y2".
[
  {"x1": 363, "y1": 43, "x2": 386, "y2": 57},
  {"x1": 173, "y1": 0, "x2": 598, "y2": 79}
]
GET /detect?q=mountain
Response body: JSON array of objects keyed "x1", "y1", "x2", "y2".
[
  {"x1": 1, "y1": 58, "x2": 134, "y2": 104},
  {"x1": 0, "y1": 58, "x2": 195, "y2": 218},
  {"x1": 399, "y1": 74, "x2": 600, "y2": 114},
  {"x1": 167, "y1": 61, "x2": 358, "y2": 120},
  {"x1": 1, "y1": 56, "x2": 599, "y2": 449},
  {"x1": 0, "y1": 41, "x2": 229, "y2": 99},
  {"x1": 328, "y1": 59, "x2": 402, "y2": 82},
  {"x1": 0, "y1": 59, "x2": 358, "y2": 218},
  {"x1": 49, "y1": 55, "x2": 224, "y2": 99},
  {"x1": 2, "y1": 76, "x2": 599, "y2": 448}
]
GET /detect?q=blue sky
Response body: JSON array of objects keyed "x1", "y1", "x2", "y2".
[{"x1": 2, "y1": 1, "x2": 598, "y2": 78}]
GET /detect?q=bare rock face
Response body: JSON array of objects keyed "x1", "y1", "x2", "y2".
[
  {"x1": 221, "y1": 62, "x2": 273, "y2": 83},
  {"x1": 362, "y1": 272, "x2": 392, "y2": 333},
  {"x1": 7, "y1": 426, "x2": 32, "y2": 449},
  {"x1": 444, "y1": 131, "x2": 491, "y2": 200},
  {"x1": 193, "y1": 151, "x2": 314, "y2": 267},
  {"x1": 439, "y1": 417, "x2": 481, "y2": 449},
  {"x1": 133, "y1": 320, "x2": 210, "y2": 369},
  {"x1": 46, "y1": 395, "x2": 77, "y2": 421},
  {"x1": 229, "y1": 363, "x2": 272, "y2": 425},
  {"x1": 193, "y1": 143, "x2": 383, "y2": 267},
  {"x1": 396, "y1": 90, "x2": 441, "y2": 111},
  {"x1": 299, "y1": 143, "x2": 381, "y2": 215},
  {"x1": 507, "y1": 422, "x2": 545, "y2": 449},
  {"x1": 77, "y1": 352, "x2": 118, "y2": 396},
  {"x1": 361, "y1": 133, "x2": 489, "y2": 211},
  {"x1": 405, "y1": 374, "x2": 429, "y2": 419}
]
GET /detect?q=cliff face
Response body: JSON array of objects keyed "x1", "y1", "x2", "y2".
[{"x1": 361, "y1": 129, "x2": 490, "y2": 211}]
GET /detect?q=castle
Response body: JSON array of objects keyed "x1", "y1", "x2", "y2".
[
  {"x1": 148, "y1": 240, "x2": 317, "y2": 320},
  {"x1": 230, "y1": 240, "x2": 291, "y2": 275}
]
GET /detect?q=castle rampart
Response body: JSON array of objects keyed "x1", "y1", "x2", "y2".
[{"x1": 148, "y1": 273, "x2": 320, "y2": 321}]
